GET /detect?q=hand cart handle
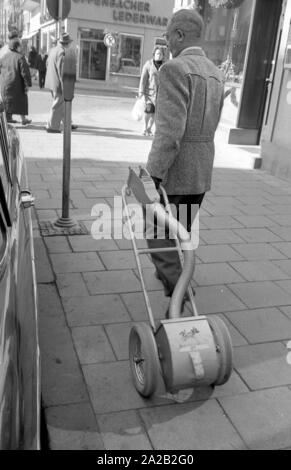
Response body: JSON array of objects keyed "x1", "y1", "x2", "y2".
[{"x1": 126, "y1": 168, "x2": 196, "y2": 320}]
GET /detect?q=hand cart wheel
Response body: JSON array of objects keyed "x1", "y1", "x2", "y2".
[
  {"x1": 208, "y1": 316, "x2": 233, "y2": 386},
  {"x1": 129, "y1": 323, "x2": 160, "y2": 398}
]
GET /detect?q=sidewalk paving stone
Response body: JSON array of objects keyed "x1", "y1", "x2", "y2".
[
  {"x1": 280, "y1": 306, "x2": 291, "y2": 320},
  {"x1": 121, "y1": 291, "x2": 170, "y2": 322},
  {"x1": 133, "y1": 267, "x2": 167, "y2": 291},
  {"x1": 225, "y1": 308, "x2": 291, "y2": 343},
  {"x1": 99, "y1": 250, "x2": 152, "y2": 270},
  {"x1": 195, "y1": 245, "x2": 243, "y2": 263},
  {"x1": 62, "y1": 294, "x2": 130, "y2": 326},
  {"x1": 266, "y1": 205, "x2": 291, "y2": 214},
  {"x1": 40, "y1": 317, "x2": 89, "y2": 407},
  {"x1": 273, "y1": 260, "x2": 291, "y2": 277},
  {"x1": 229, "y1": 281, "x2": 291, "y2": 309},
  {"x1": 218, "y1": 388, "x2": 291, "y2": 450},
  {"x1": 97, "y1": 410, "x2": 152, "y2": 450},
  {"x1": 199, "y1": 229, "x2": 245, "y2": 245},
  {"x1": 38, "y1": 283, "x2": 65, "y2": 320},
  {"x1": 272, "y1": 242, "x2": 291, "y2": 258},
  {"x1": 36, "y1": 198, "x2": 72, "y2": 210},
  {"x1": 36, "y1": 209, "x2": 58, "y2": 221},
  {"x1": 34, "y1": 238, "x2": 54, "y2": 283},
  {"x1": 194, "y1": 263, "x2": 245, "y2": 286},
  {"x1": 217, "y1": 314, "x2": 248, "y2": 347},
  {"x1": 46, "y1": 403, "x2": 104, "y2": 450},
  {"x1": 268, "y1": 226, "x2": 291, "y2": 242},
  {"x1": 104, "y1": 322, "x2": 135, "y2": 361},
  {"x1": 139, "y1": 400, "x2": 246, "y2": 450},
  {"x1": 267, "y1": 215, "x2": 291, "y2": 226},
  {"x1": 83, "y1": 270, "x2": 142, "y2": 294},
  {"x1": 82, "y1": 361, "x2": 149, "y2": 414},
  {"x1": 238, "y1": 205, "x2": 273, "y2": 216},
  {"x1": 44, "y1": 236, "x2": 72, "y2": 253},
  {"x1": 233, "y1": 343, "x2": 291, "y2": 390},
  {"x1": 233, "y1": 228, "x2": 282, "y2": 243},
  {"x1": 232, "y1": 215, "x2": 275, "y2": 228},
  {"x1": 275, "y1": 280, "x2": 291, "y2": 295},
  {"x1": 69, "y1": 235, "x2": 119, "y2": 252},
  {"x1": 194, "y1": 285, "x2": 245, "y2": 314},
  {"x1": 56, "y1": 273, "x2": 89, "y2": 298},
  {"x1": 72, "y1": 326, "x2": 116, "y2": 364},
  {"x1": 229, "y1": 261, "x2": 289, "y2": 282},
  {"x1": 230, "y1": 243, "x2": 286, "y2": 260},
  {"x1": 51, "y1": 252, "x2": 104, "y2": 273},
  {"x1": 201, "y1": 216, "x2": 244, "y2": 230}
]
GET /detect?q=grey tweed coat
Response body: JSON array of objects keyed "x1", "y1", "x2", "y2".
[{"x1": 146, "y1": 47, "x2": 224, "y2": 195}]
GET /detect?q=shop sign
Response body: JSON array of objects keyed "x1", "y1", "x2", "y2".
[{"x1": 72, "y1": 0, "x2": 168, "y2": 27}]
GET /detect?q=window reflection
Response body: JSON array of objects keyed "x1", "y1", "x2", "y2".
[{"x1": 110, "y1": 34, "x2": 142, "y2": 76}]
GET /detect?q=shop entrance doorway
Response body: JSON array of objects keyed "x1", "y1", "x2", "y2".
[{"x1": 79, "y1": 31, "x2": 107, "y2": 80}]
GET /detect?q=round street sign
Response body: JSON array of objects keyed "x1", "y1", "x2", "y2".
[
  {"x1": 46, "y1": 0, "x2": 71, "y2": 21},
  {"x1": 104, "y1": 33, "x2": 116, "y2": 48}
]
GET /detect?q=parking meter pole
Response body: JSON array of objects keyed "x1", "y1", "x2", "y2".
[
  {"x1": 54, "y1": 46, "x2": 77, "y2": 229},
  {"x1": 62, "y1": 100, "x2": 71, "y2": 219}
]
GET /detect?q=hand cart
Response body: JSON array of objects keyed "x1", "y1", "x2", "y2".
[{"x1": 122, "y1": 167, "x2": 233, "y2": 397}]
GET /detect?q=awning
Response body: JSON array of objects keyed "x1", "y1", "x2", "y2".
[
  {"x1": 21, "y1": 0, "x2": 40, "y2": 12},
  {"x1": 21, "y1": 30, "x2": 39, "y2": 40}
]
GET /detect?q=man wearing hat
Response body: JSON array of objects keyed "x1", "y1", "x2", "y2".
[
  {"x1": 0, "y1": 30, "x2": 19, "y2": 60},
  {"x1": 45, "y1": 32, "x2": 77, "y2": 133}
]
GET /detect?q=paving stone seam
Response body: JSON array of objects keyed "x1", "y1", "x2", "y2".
[
  {"x1": 136, "y1": 409, "x2": 155, "y2": 451},
  {"x1": 278, "y1": 307, "x2": 291, "y2": 322},
  {"x1": 268, "y1": 226, "x2": 291, "y2": 241},
  {"x1": 226, "y1": 281, "x2": 291, "y2": 309},
  {"x1": 99, "y1": 324, "x2": 120, "y2": 363},
  {"x1": 217, "y1": 313, "x2": 251, "y2": 345},
  {"x1": 215, "y1": 398, "x2": 249, "y2": 450}
]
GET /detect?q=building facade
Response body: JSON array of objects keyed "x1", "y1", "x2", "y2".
[{"x1": 35, "y1": 0, "x2": 175, "y2": 88}]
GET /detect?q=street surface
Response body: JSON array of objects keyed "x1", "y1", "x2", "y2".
[{"x1": 14, "y1": 87, "x2": 291, "y2": 450}]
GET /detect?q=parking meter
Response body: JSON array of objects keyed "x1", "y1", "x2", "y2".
[
  {"x1": 62, "y1": 47, "x2": 76, "y2": 101},
  {"x1": 54, "y1": 46, "x2": 77, "y2": 229}
]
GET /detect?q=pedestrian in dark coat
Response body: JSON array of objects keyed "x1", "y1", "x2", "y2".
[
  {"x1": 36, "y1": 48, "x2": 48, "y2": 89},
  {"x1": 28, "y1": 46, "x2": 38, "y2": 80},
  {"x1": 0, "y1": 38, "x2": 32, "y2": 124}
]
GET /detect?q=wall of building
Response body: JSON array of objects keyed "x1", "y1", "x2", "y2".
[
  {"x1": 261, "y1": 0, "x2": 291, "y2": 179},
  {"x1": 64, "y1": 0, "x2": 174, "y2": 86}
]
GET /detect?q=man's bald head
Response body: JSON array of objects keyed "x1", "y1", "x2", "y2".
[
  {"x1": 166, "y1": 9, "x2": 204, "y2": 57},
  {"x1": 169, "y1": 9, "x2": 204, "y2": 39}
]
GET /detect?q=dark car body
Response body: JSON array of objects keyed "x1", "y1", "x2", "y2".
[{"x1": 0, "y1": 101, "x2": 40, "y2": 449}]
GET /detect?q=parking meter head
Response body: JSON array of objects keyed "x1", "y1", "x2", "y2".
[{"x1": 62, "y1": 47, "x2": 76, "y2": 101}]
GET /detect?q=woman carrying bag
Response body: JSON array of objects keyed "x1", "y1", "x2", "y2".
[{"x1": 138, "y1": 46, "x2": 165, "y2": 136}]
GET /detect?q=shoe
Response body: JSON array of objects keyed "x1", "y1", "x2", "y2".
[
  {"x1": 7, "y1": 119, "x2": 17, "y2": 123},
  {"x1": 22, "y1": 118, "x2": 32, "y2": 125},
  {"x1": 46, "y1": 127, "x2": 61, "y2": 133},
  {"x1": 142, "y1": 130, "x2": 147, "y2": 136},
  {"x1": 147, "y1": 129, "x2": 153, "y2": 136},
  {"x1": 71, "y1": 124, "x2": 78, "y2": 130}
]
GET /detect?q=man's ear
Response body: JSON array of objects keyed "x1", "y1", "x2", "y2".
[{"x1": 176, "y1": 29, "x2": 185, "y2": 42}]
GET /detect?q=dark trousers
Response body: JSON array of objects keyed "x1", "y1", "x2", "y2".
[
  {"x1": 146, "y1": 193, "x2": 205, "y2": 296},
  {"x1": 39, "y1": 71, "x2": 46, "y2": 88}
]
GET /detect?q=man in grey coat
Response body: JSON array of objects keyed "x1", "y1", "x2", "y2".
[
  {"x1": 45, "y1": 33, "x2": 77, "y2": 133},
  {"x1": 145, "y1": 9, "x2": 224, "y2": 304}
]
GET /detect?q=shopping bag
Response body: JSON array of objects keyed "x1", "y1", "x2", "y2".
[{"x1": 131, "y1": 96, "x2": 144, "y2": 121}]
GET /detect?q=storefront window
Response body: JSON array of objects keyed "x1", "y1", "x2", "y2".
[
  {"x1": 194, "y1": 0, "x2": 254, "y2": 128},
  {"x1": 79, "y1": 29, "x2": 107, "y2": 80},
  {"x1": 110, "y1": 34, "x2": 142, "y2": 76}
]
